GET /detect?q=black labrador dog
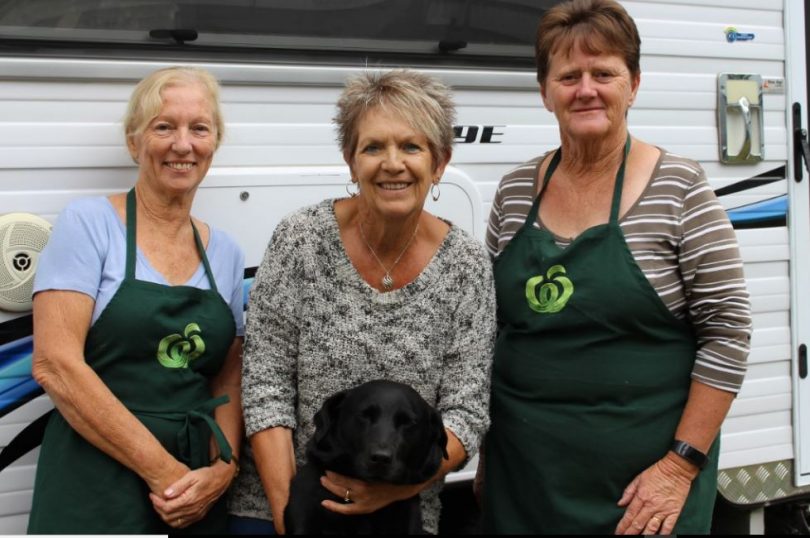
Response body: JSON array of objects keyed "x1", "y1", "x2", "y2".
[{"x1": 285, "y1": 380, "x2": 448, "y2": 534}]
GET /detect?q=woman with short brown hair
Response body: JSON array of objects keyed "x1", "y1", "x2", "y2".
[{"x1": 479, "y1": 0, "x2": 751, "y2": 534}]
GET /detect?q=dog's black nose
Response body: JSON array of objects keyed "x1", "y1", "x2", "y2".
[{"x1": 370, "y1": 450, "x2": 393, "y2": 465}]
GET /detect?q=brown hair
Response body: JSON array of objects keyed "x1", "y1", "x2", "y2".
[
  {"x1": 124, "y1": 66, "x2": 224, "y2": 155},
  {"x1": 334, "y1": 69, "x2": 455, "y2": 165},
  {"x1": 535, "y1": 0, "x2": 641, "y2": 85}
]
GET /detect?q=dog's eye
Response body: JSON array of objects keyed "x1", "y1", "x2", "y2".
[
  {"x1": 361, "y1": 406, "x2": 380, "y2": 422},
  {"x1": 394, "y1": 412, "x2": 415, "y2": 428}
]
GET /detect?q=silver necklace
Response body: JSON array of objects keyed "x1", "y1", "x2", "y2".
[{"x1": 358, "y1": 221, "x2": 419, "y2": 291}]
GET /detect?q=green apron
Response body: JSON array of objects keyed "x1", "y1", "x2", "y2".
[
  {"x1": 28, "y1": 189, "x2": 236, "y2": 534},
  {"x1": 483, "y1": 139, "x2": 719, "y2": 534}
]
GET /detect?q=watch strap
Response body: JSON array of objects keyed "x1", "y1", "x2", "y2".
[{"x1": 671, "y1": 439, "x2": 708, "y2": 470}]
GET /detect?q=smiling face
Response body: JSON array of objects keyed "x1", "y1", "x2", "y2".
[
  {"x1": 127, "y1": 82, "x2": 217, "y2": 199},
  {"x1": 347, "y1": 107, "x2": 449, "y2": 223},
  {"x1": 541, "y1": 42, "x2": 639, "y2": 143}
]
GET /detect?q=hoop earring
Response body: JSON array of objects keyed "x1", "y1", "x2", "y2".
[
  {"x1": 431, "y1": 182, "x2": 441, "y2": 202},
  {"x1": 346, "y1": 180, "x2": 359, "y2": 197}
]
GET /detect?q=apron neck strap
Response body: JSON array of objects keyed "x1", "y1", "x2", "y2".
[
  {"x1": 609, "y1": 135, "x2": 632, "y2": 223},
  {"x1": 192, "y1": 221, "x2": 218, "y2": 293},
  {"x1": 522, "y1": 150, "x2": 561, "y2": 228},
  {"x1": 125, "y1": 188, "x2": 218, "y2": 291},
  {"x1": 125, "y1": 189, "x2": 137, "y2": 280},
  {"x1": 525, "y1": 134, "x2": 632, "y2": 228}
]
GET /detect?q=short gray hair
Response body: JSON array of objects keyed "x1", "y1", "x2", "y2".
[{"x1": 335, "y1": 69, "x2": 456, "y2": 164}]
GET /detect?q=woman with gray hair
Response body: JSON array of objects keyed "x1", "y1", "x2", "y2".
[{"x1": 228, "y1": 69, "x2": 497, "y2": 534}]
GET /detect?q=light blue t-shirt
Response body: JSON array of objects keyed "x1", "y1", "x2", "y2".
[{"x1": 34, "y1": 196, "x2": 245, "y2": 337}]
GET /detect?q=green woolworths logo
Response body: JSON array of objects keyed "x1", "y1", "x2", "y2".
[
  {"x1": 525, "y1": 265, "x2": 574, "y2": 313},
  {"x1": 157, "y1": 323, "x2": 205, "y2": 368}
]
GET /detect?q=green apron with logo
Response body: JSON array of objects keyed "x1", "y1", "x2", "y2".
[
  {"x1": 28, "y1": 189, "x2": 236, "y2": 534},
  {"x1": 483, "y1": 139, "x2": 719, "y2": 534}
]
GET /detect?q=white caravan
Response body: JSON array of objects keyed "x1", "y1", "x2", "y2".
[{"x1": 0, "y1": 0, "x2": 808, "y2": 533}]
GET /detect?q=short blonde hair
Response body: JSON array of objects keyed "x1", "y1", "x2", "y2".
[
  {"x1": 335, "y1": 70, "x2": 455, "y2": 165},
  {"x1": 123, "y1": 66, "x2": 224, "y2": 150}
]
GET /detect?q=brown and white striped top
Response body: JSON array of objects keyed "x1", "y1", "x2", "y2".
[{"x1": 486, "y1": 150, "x2": 752, "y2": 393}]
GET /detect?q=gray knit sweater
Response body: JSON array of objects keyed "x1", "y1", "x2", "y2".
[{"x1": 228, "y1": 199, "x2": 497, "y2": 534}]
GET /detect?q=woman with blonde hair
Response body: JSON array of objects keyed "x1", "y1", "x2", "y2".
[{"x1": 28, "y1": 66, "x2": 244, "y2": 534}]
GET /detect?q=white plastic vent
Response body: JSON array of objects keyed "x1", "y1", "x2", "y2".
[{"x1": 0, "y1": 213, "x2": 52, "y2": 312}]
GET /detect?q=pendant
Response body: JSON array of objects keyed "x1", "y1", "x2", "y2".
[{"x1": 381, "y1": 274, "x2": 394, "y2": 290}]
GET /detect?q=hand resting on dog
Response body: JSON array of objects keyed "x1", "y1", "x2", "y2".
[{"x1": 284, "y1": 380, "x2": 457, "y2": 534}]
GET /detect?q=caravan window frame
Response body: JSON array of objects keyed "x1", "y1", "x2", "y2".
[{"x1": 0, "y1": 0, "x2": 563, "y2": 68}]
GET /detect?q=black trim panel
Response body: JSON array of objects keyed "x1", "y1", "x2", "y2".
[
  {"x1": 715, "y1": 166, "x2": 787, "y2": 197},
  {"x1": 0, "y1": 315, "x2": 31, "y2": 347}
]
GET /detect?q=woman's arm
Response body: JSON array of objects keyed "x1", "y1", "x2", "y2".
[
  {"x1": 239, "y1": 216, "x2": 303, "y2": 532},
  {"x1": 32, "y1": 290, "x2": 188, "y2": 494},
  {"x1": 210, "y1": 241, "x2": 247, "y2": 468},
  {"x1": 615, "y1": 164, "x2": 751, "y2": 535},
  {"x1": 209, "y1": 336, "x2": 244, "y2": 472},
  {"x1": 615, "y1": 381, "x2": 734, "y2": 535},
  {"x1": 435, "y1": 242, "x2": 497, "y2": 466},
  {"x1": 251, "y1": 426, "x2": 297, "y2": 534},
  {"x1": 150, "y1": 337, "x2": 244, "y2": 527},
  {"x1": 671, "y1": 382, "x2": 736, "y2": 455}
]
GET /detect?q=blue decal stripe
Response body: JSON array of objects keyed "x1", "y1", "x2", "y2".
[
  {"x1": 727, "y1": 195, "x2": 788, "y2": 224},
  {"x1": 0, "y1": 379, "x2": 43, "y2": 415},
  {"x1": 0, "y1": 336, "x2": 33, "y2": 371},
  {"x1": 0, "y1": 349, "x2": 35, "y2": 417}
]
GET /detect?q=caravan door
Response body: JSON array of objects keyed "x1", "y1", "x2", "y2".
[{"x1": 786, "y1": 0, "x2": 810, "y2": 487}]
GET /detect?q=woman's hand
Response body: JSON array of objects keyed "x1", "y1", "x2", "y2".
[
  {"x1": 319, "y1": 470, "x2": 423, "y2": 515},
  {"x1": 319, "y1": 429, "x2": 465, "y2": 516},
  {"x1": 615, "y1": 381, "x2": 733, "y2": 534},
  {"x1": 614, "y1": 452, "x2": 699, "y2": 535},
  {"x1": 149, "y1": 460, "x2": 237, "y2": 529}
]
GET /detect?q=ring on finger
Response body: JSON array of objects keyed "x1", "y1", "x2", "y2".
[
  {"x1": 177, "y1": 517, "x2": 184, "y2": 526},
  {"x1": 344, "y1": 489, "x2": 352, "y2": 503},
  {"x1": 650, "y1": 515, "x2": 662, "y2": 526}
]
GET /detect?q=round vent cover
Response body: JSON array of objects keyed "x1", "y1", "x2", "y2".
[{"x1": 0, "y1": 213, "x2": 52, "y2": 312}]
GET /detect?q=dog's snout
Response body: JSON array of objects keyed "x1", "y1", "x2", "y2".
[{"x1": 370, "y1": 450, "x2": 393, "y2": 465}]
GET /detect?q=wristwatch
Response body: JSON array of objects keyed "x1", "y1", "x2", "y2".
[{"x1": 671, "y1": 439, "x2": 708, "y2": 470}]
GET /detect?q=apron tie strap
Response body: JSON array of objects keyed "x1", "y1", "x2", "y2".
[
  {"x1": 134, "y1": 394, "x2": 232, "y2": 469},
  {"x1": 177, "y1": 394, "x2": 233, "y2": 469}
]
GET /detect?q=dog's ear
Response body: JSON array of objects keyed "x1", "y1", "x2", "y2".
[
  {"x1": 307, "y1": 390, "x2": 347, "y2": 465},
  {"x1": 414, "y1": 406, "x2": 449, "y2": 481}
]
